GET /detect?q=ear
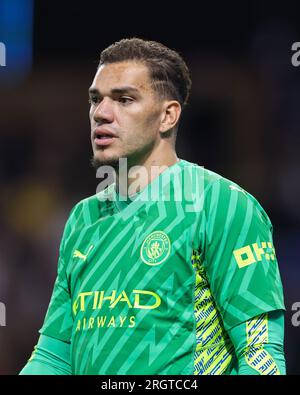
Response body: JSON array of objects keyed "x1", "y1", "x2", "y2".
[{"x1": 159, "y1": 101, "x2": 182, "y2": 134}]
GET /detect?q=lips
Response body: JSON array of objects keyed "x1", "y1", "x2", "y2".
[
  {"x1": 94, "y1": 128, "x2": 116, "y2": 138},
  {"x1": 94, "y1": 128, "x2": 117, "y2": 147}
]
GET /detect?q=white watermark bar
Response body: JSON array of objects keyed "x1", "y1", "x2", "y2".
[
  {"x1": 0, "y1": 42, "x2": 6, "y2": 66},
  {"x1": 0, "y1": 302, "x2": 6, "y2": 326}
]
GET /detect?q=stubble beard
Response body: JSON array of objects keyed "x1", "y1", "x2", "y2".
[
  {"x1": 91, "y1": 141, "x2": 153, "y2": 172},
  {"x1": 90, "y1": 155, "x2": 120, "y2": 171}
]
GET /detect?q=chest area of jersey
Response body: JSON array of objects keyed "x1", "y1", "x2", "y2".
[{"x1": 67, "y1": 206, "x2": 196, "y2": 326}]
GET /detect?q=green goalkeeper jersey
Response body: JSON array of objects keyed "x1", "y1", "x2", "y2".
[{"x1": 39, "y1": 159, "x2": 285, "y2": 374}]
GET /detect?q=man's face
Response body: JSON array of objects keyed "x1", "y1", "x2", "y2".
[{"x1": 89, "y1": 61, "x2": 164, "y2": 167}]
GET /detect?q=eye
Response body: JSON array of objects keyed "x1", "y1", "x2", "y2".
[
  {"x1": 88, "y1": 96, "x2": 100, "y2": 105},
  {"x1": 118, "y1": 96, "x2": 134, "y2": 105}
]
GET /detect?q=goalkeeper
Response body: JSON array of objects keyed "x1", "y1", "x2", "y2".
[{"x1": 20, "y1": 38, "x2": 286, "y2": 375}]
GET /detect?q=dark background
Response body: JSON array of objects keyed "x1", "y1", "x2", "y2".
[{"x1": 0, "y1": 0, "x2": 299, "y2": 374}]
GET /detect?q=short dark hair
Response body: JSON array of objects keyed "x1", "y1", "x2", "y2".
[{"x1": 99, "y1": 38, "x2": 192, "y2": 108}]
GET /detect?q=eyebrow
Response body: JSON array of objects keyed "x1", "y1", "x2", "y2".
[{"x1": 88, "y1": 86, "x2": 141, "y2": 96}]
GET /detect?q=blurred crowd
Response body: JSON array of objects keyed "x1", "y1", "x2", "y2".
[{"x1": 0, "y1": 21, "x2": 299, "y2": 374}]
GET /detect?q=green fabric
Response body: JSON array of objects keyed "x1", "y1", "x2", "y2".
[
  {"x1": 19, "y1": 335, "x2": 71, "y2": 375},
  {"x1": 198, "y1": 177, "x2": 285, "y2": 330},
  {"x1": 21, "y1": 160, "x2": 285, "y2": 374},
  {"x1": 229, "y1": 310, "x2": 286, "y2": 374}
]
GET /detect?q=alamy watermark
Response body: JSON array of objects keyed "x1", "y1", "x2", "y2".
[
  {"x1": 0, "y1": 42, "x2": 6, "y2": 67},
  {"x1": 291, "y1": 302, "x2": 300, "y2": 327},
  {"x1": 95, "y1": 158, "x2": 205, "y2": 213},
  {"x1": 291, "y1": 42, "x2": 300, "y2": 66},
  {"x1": 0, "y1": 302, "x2": 6, "y2": 326}
]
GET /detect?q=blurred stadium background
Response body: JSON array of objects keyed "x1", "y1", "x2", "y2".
[{"x1": 0, "y1": 0, "x2": 299, "y2": 374}]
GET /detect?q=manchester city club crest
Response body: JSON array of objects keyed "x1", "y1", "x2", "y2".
[{"x1": 140, "y1": 231, "x2": 171, "y2": 266}]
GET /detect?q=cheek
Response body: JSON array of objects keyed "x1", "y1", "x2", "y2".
[
  {"x1": 117, "y1": 103, "x2": 161, "y2": 136},
  {"x1": 130, "y1": 107, "x2": 160, "y2": 129},
  {"x1": 144, "y1": 103, "x2": 162, "y2": 125}
]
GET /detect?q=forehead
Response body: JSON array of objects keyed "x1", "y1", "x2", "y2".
[{"x1": 91, "y1": 61, "x2": 152, "y2": 92}]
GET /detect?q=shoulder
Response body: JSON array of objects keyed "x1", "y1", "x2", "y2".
[
  {"x1": 65, "y1": 183, "x2": 115, "y2": 228},
  {"x1": 182, "y1": 160, "x2": 271, "y2": 226},
  {"x1": 201, "y1": 167, "x2": 272, "y2": 229},
  {"x1": 188, "y1": 163, "x2": 259, "y2": 207},
  {"x1": 179, "y1": 160, "x2": 229, "y2": 189}
]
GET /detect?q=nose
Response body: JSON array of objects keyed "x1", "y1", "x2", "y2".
[{"x1": 92, "y1": 97, "x2": 114, "y2": 124}]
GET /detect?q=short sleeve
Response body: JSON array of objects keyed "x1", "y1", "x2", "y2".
[{"x1": 201, "y1": 178, "x2": 285, "y2": 331}]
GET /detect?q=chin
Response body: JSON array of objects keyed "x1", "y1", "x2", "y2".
[{"x1": 91, "y1": 152, "x2": 122, "y2": 169}]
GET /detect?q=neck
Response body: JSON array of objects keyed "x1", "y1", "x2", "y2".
[{"x1": 116, "y1": 141, "x2": 179, "y2": 197}]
